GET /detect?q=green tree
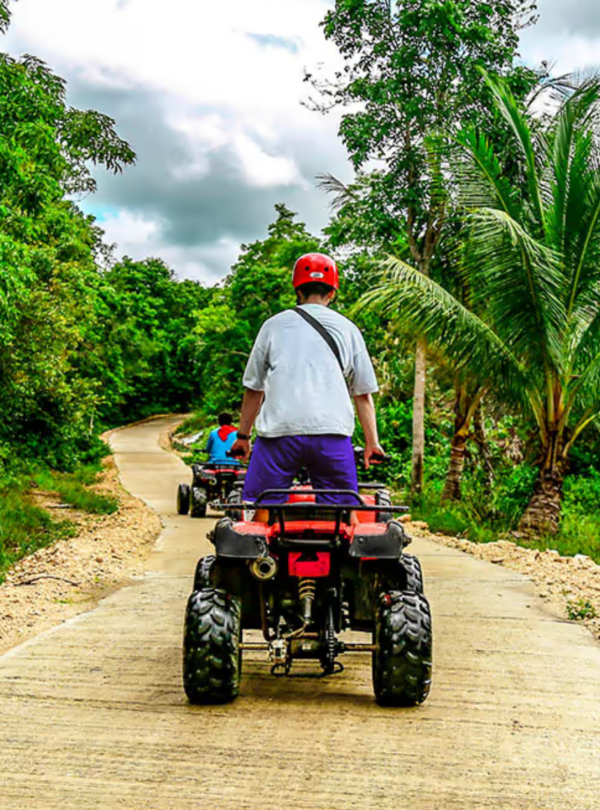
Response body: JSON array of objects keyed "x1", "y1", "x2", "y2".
[
  {"x1": 87, "y1": 258, "x2": 210, "y2": 424},
  {"x1": 0, "y1": 0, "x2": 12, "y2": 34},
  {"x1": 361, "y1": 74, "x2": 600, "y2": 535},
  {"x1": 310, "y1": 0, "x2": 538, "y2": 494},
  {"x1": 195, "y1": 204, "x2": 321, "y2": 413},
  {"x1": 0, "y1": 50, "x2": 135, "y2": 465}
]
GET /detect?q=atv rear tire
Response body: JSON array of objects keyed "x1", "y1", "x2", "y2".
[
  {"x1": 401, "y1": 553, "x2": 424, "y2": 594},
  {"x1": 375, "y1": 489, "x2": 392, "y2": 523},
  {"x1": 177, "y1": 483, "x2": 190, "y2": 515},
  {"x1": 372, "y1": 590, "x2": 432, "y2": 706},
  {"x1": 193, "y1": 554, "x2": 216, "y2": 591},
  {"x1": 190, "y1": 486, "x2": 207, "y2": 518},
  {"x1": 183, "y1": 588, "x2": 241, "y2": 704}
]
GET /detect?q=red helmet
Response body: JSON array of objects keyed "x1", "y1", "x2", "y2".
[{"x1": 292, "y1": 253, "x2": 339, "y2": 290}]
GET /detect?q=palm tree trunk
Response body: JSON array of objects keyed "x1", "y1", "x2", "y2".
[
  {"x1": 441, "y1": 384, "x2": 485, "y2": 502},
  {"x1": 411, "y1": 339, "x2": 426, "y2": 495},
  {"x1": 473, "y1": 404, "x2": 494, "y2": 492},
  {"x1": 441, "y1": 430, "x2": 468, "y2": 501},
  {"x1": 518, "y1": 434, "x2": 565, "y2": 535}
]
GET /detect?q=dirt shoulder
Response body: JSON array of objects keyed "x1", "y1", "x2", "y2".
[
  {"x1": 406, "y1": 519, "x2": 600, "y2": 640},
  {"x1": 0, "y1": 453, "x2": 161, "y2": 655}
]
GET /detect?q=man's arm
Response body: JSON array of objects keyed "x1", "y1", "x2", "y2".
[
  {"x1": 354, "y1": 393, "x2": 384, "y2": 469},
  {"x1": 230, "y1": 388, "x2": 264, "y2": 460}
]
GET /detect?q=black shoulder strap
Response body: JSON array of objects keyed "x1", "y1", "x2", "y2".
[{"x1": 294, "y1": 307, "x2": 344, "y2": 374}]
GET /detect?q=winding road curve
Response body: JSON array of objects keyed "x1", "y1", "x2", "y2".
[{"x1": 1, "y1": 416, "x2": 599, "y2": 809}]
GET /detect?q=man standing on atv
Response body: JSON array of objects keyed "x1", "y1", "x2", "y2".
[
  {"x1": 230, "y1": 253, "x2": 383, "y2": 505},
  {"x1": 206, "y1": 412, "x2": 241, "y2": 466}
]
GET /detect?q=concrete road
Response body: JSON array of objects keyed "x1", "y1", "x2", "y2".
[{"x1": 0, "y1": 416, "x2": 599, "y2": 809}]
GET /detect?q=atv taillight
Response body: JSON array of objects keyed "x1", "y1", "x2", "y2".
[{"x1": 288, "y1": 552, "x2": 330, "y2": 577}]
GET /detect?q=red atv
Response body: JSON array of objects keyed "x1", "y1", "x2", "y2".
[
  {"x1": 183, "y1": 456, "x2": 432, "y2": 706},
  {"x1": 177, "y1": 462, "x2": 246, "y2": 518}
]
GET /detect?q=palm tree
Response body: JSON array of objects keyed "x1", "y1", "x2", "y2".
[{"x1": 359, "y1": 73, "x2": 600, "y2": 535}]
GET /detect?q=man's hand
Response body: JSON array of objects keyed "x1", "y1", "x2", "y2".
[
  {"x1": 364, "y1": 442, "x2": 385, "y2": 470},
  {"x1": 354, "y1": 393, "x2": 383, "y2": 470},
  {"x1": 230, "y1": 438, "x2": 251, "y2": 461}
]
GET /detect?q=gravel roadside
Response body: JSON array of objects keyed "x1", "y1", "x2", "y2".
[
  {"x1": 405, "y1": 519, "x2": 600, "y2": 640},
  {"x1": 0, "y1": 453, "x2": 161, "y2": 655}
]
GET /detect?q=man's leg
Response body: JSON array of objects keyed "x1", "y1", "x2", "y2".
[
  {"x1": 304, "y1": 435, "x2": 359, "y2": 505},
  {"x1": 242, "y1": 436, "x2": 303, "y2": 506}
]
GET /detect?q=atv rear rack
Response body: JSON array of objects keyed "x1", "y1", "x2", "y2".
[{"x1": 214, "y1": 488, "x2": 408, "y2": 541}]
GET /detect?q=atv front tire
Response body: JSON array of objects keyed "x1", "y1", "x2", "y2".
[
  {"x1": 372, "y1": 590, "x2": 432, "y2": 706},
  {"x1": 193, "y1": 554, "x2": 216, "y2": 591},
  {"x1": 400, "y1": 553, "x2": 424, "y2": 594},
  {"x1": 190, "y1": 486, "x2": 208, "y2": 518},
  {"x1": 177, "y1": 483, "x2": 190, "y2": 515},
  {"x1": 375, "y1": 489, "x2": 392, "y2": 523},
  {"x1": 183, "y1": 588, "x2": 241, "y2": 704}
]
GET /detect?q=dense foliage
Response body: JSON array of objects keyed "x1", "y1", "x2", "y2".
[{"x1": 0, "y1": 53, "x2": 209, "y2": 470}]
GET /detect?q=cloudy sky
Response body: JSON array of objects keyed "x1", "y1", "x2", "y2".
[{"x1": 2, "y1": 0, "x2": 599, "y2": 282}]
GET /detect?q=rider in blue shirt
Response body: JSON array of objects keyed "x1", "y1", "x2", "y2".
[{"x1": 205, "y1": 413, "x2": 240, "y2": 466}]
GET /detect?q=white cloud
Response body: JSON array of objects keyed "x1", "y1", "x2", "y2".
[
  {"x1": 2, "y1": 0, "x2": 347, "y2": 281},
  {"x1": 7, "y1": 0, "x2": 340, "y2": 124},
  {"x1": 100, "y1": 209, "x2": 163, "y2": 252},
  {"x1": 519, "y1": 0, "x2": 600, "y2": 74},
  {"x1": 234, "y1": 133, "x2": 300, "y2": 187},
  {"x1": 99, "y1": 207, "x2": 240, "y2": 280}
]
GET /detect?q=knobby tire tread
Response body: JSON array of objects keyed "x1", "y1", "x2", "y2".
[
  {"x1": 373, "y1": 590, "x2": 432, "y2": 706},
  {"x1": 183, "y1": 587, "x2": 241, "y2": 704}
]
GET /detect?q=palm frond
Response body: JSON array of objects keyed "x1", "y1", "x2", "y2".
[
  {"x1": 354, "y1": 256, "x2": 543, "y2": 421},
  {"x1": 462, "y1": 208, "x2": 566, "y2": 368},
  {"x1": 316, "y1": 173, "x2": 358, "y2": 211},
  {"x1": 480, "y1": 69, "x2": 547, "y2": 232},
  {"x1": 563, "y1": 343, "x2": 600, "y2": 424},
  {"x1": 454, "y1": 128, "x2": 522, "y2": 219},
  {"x1": 565, "y1": 164, "x2": 600, "y2": 318}
]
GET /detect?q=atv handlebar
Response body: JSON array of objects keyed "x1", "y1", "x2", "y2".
[
  {"x1": 353, "y1": 446, "x2": 390, "y2": 465},
  {"x1": 228, "y1": 445, "x2": 388, "y2": 463}
]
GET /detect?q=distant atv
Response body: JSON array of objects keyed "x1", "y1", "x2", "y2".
[
  {"x1": 183, "y1": 452, "x2": 432, "y2": 706},
  {"x1": 177, "y1": 462, "x2": 246, "y2": 519}
]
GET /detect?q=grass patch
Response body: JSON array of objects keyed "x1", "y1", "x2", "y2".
[
  {"x1": 517, "y1": 518, "x2": 600, "y2": 565},
  {"x1": 33, "y1": 467, "x2": 118, "y2": 515},
  {"x1": 405, "y1": 486, "x2": 499, "y2": 544},
  {"x1": 0, "y1": 484, "x2": 76, "y2": 583},
  {"x1": 405, "y1": 482, "x2": 600, "y2": 563},
  {"x1": 566, "y1": 598, "x2": 598, "y2": 621}
]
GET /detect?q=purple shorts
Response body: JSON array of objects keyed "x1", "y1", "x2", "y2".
[{"x1": 242, "y1": 435, "x2": 358, "y2": 505}]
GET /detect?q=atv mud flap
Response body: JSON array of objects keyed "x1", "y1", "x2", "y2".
[
  {"x1": 211, "y1": 518, "x2": 269, "y2": 559},
  {"x1": 348, "y1": 520, "x2": 405, "y2": 559}
]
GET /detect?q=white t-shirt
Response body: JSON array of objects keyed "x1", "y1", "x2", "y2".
[{"x1": 243, "y1": 304, "x2": 379, "y2": 438}]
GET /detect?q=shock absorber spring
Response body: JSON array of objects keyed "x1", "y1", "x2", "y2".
[{"x1": 298, "y1": 578, "x2": 316, "y2": 624}]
